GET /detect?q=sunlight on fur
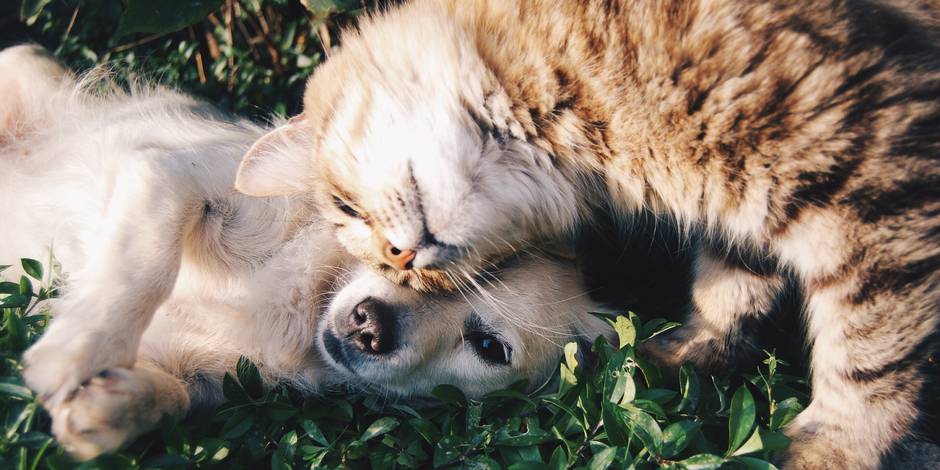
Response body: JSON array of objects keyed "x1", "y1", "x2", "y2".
[{"x1": 0, "y1": 45, "x2": 613, "y2": 461}]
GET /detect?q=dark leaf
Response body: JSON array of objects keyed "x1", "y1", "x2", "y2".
[
  {"x1": 679, "y1": 453, "x2": 726, "y2": 469},
  {"x1": 432, "y1": 384, "x2": 467, "y2": 407},
  {"x1": 235, "y1": 356, "x2": 263, "y2": 399},
  {"x1": 661, "y1": 420, "x2": 702, "y2": 458},
  {"x1": 727, "y1": 386, "x2": 757, "y2": 456},
  {"x1": 361, "y1": 417, "x2": 400, "y2": 441},
  {"x1": 21, "y1": 259, "x2": 42, "y2": 281},
  {"x1": 116, "y1": 0, "x2": 224, "y2": 37},
  {"x1": 19, "y1": 0, "x2": 52, "y2": 25},
  {"x1": 769, "y1": 397, "x2": 804, "y2": 431}
]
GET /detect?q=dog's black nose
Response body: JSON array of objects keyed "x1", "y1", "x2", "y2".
[{"x1": 339, "y1": 298, "x2": 398, "y2": 355}]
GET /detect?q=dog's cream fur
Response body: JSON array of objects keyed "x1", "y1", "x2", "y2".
[{"x1": 0, "y1": 45, "x2": 612, "y2": 460}]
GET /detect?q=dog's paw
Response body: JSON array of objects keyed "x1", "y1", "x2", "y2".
[
  {"x1": 22, "y1": 325, "x2": 136, "y2": 406},
  {"x1": 48, "y1": 368, "x2": 162, "y2": 461}
]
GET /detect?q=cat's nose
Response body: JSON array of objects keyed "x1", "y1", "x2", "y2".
[
  {"x1": 339, "y1": 298, "x2": 398, "y2": 355},
  {"x1": 381, "y1": 240, "x2": 416, "y2": 270}
]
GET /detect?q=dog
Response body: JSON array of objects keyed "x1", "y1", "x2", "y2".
[{"x1": 0, "y1": 45, "x2": 612, "y2": 460}]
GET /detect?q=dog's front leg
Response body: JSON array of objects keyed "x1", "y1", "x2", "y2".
[{"x1": 23, "y1": 156, "x2": 202, "y2": 406}]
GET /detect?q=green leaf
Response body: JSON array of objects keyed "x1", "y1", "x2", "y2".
[
  {"x1": 1, "y1": 294, "x2": 29, "y2": 308},
  {"x1": 611, "y1": 315, "x2": 636, "y2": 348},
  {"x1": 548, "y1": 446, "x2": 567, "y2": 470},
  {"x1": 433, "y1": 435, "x2": 462, "y2": 467},
  {"x1": 21, "y1": 259, "x2": 42, "y2": 281},
  {"x1": 302, "y1": 420, "x2": 330, "y2": 447},
  {"x1": 483, "y1": 388, "x2": 537, "y2": 407},
  {"x1": 634, "y1": 356, "x2": 663, "y2": 388},
  {"x1": 116, "y1": 0, "x2": 224, "y2": 37},
  {"x1": 731, "y1": 429, "x2": 763, "y2": 456},
  {"x1": 431, "y1": 384, "x2": 467, "y2": 407},
  {"x1": 18, "y1": 276, "x2": 33, "y2": 297},
  {"x1": 219, "y1": 410, "x2": 252, "y2": 439},
  {"x1": 759, "y1": 431, "x2": 791, "y2": 452},
  {"x1": 769, "y1": 397, "x2": 804, "y2": 431},
  {"x1": 620, "y1": 403, "x2": 663, "y2": 454},
  {"x1": 677, "y1": 363, "x2": 700, "y2": 413},
  {"x1": 494, "y1": 418, "x2": 552, "y2": 446},
  {"x1": 235, "y1": 356, "x2": 263, "y2": 399},
  {"x1": 301, "y1": 0, "x2": 361, "y2": 17},
  {"x1": 727, "y1": 386, "x2": 757, "y2": 456},
  {"x1": 641, "y1": 318, "x2": 682, "y2": 341},
  {"x1": 564, "y1": 341, "x2": 579, "y2": 371},
  {"x1": 735, "y1": 456, "x2": 780, "y2": 470},
  {"x1": 361, "y1": 417, "x2": 400, "y2": 441},
  {"x1": 636, "y1": 388, "x2": 677, "y2": 405},
  {"x1": 19, "y1": 0, "x2": 52, "y2": 25},
  {"x1": 661, "y1": 420, "x2": 702, "y2": 458},
  {"x1": 408, "y1": 417, "x2": 441, "y2": 444},
  {"x1": 679, "y1": 453, "x2": 726, "y2": 469},
  {"x1": 0, "y1": 282, "x2": 20, "y2": 295},
  {"x1": 0, "y1": 379, "x2": 33, "y2": 400},
  {"x1": 602, "y1": 402, "x2": 631, "y2": 446},
  {"x1": 588, "y1": 445, "x2": 617, "y2": 470},
  {"x1": 221, "y1": 372, "x2": 250, "y2": 402}
]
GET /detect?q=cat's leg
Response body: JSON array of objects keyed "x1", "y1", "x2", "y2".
[
  {"x1": 22, "y1": 156, "x2": 207, "y2": 405},
  {"x1": 48, "y1": 363, "x2": 190, "y2": 461},
  {"x1": 777, "y1": 281, "x2": 936, "y2": 469},
  {"x1": 773, "y1": 212, "x2": 938, "y2": 469},
  {"x1": 641, "y1": 245, "x2": 786, "y2": 372}
]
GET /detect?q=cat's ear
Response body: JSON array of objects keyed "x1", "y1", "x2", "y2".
[
  {"x1": 0, "y1": 44, "x2": 72, "y2": 143},
  {"x1": 235, "y1": 114, "x2": 314, "y2": 196}
]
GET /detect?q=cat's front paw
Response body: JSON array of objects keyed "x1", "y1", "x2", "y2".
[
  {"x1": 637, "y1": 332, "x2": 690, "y2": 370},
  {"x1": 48, "y1": 368, "x2": 160, "y2": 461},
  {"x1": 777, "y1": 420, "x2": 874, "y2": 470},
  {"x1": 774, "y1": 436, "x2": 853, "y2": 470},
  {"x1": 22, "y1": 324, "x2": 137, "y2": 406}
]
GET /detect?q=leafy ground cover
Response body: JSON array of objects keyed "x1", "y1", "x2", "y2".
[
  {"x1": 3, "y1": 1, "x2": 812, "y2": 468},
  {"x1": 0, "y1": 259, "x2": 809, "y2": 469}
]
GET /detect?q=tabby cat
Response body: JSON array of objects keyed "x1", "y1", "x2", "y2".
[{"x1": 235, "y1": 1, "x2": 940, "y2": 468}]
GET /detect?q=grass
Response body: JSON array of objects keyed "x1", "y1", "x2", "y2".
[
  {"x1": 0, "y1": 258, "x2": 810, "y2": 469},
  {"x1": 2, "y1": 1, "x2": 814, "y2": 468}
]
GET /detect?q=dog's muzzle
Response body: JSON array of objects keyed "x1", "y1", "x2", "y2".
[{"x1": 322, "y1": 297, "x2": 400, "y2": 372}]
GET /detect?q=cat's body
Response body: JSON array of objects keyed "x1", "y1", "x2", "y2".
[{"x1": 235, "y1": 1, "x2": 940, "y2": 468}]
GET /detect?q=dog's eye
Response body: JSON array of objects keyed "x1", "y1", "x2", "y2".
[
  {"x1": 468, "y1": 331, "x2": 512, "y2": 365},
  {"x1": 332, "y1": 195, "x2": 362, "y2": 219}
]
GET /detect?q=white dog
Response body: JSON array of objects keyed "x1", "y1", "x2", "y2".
[{"x1": 0, "y1": 45, "x2": 612, "y2": 460}]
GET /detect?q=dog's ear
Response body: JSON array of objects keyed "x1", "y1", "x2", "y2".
[
  {"x1": 0, "y1": 44, "x2": 72, "y2": 144},
  {"x1": 235, "y1": 114, "x2": 314, "y2": 196}
]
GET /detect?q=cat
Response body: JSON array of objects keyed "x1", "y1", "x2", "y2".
[
  {"x1": 233, "y1": 1, "x2": 940, "y2": 468},
  {"x1": 0, "y1": 44, "x2": 612, "y2": 459}
]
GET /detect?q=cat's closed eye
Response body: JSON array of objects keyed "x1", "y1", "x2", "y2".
[{"x1": 332, "y1": 195, "x2": 364, "y2": 219}]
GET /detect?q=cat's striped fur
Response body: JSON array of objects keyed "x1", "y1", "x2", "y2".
[{"x1": 235, "y1": 1, "x2": 940, "y2": 468}]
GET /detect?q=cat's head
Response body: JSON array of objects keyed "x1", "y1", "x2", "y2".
[{"x1": 235, "y1": 3, "x2": 587, "y2": 291}]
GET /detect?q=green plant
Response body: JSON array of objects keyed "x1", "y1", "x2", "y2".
[
  {"x1": 1, "y1": 259, "x2": 808, "y2": 469},
  {"x1": 13, "y1": 0, "x2": 369, "y2": 117}
]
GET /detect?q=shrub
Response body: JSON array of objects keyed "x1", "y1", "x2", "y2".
[{"x1": 0, "y1": 259, "x2": 808, "y2": 469}]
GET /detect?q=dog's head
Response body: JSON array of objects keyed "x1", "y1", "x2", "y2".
[{"x1": 317, "y1": 255, "x2": 613, "y2": 399}]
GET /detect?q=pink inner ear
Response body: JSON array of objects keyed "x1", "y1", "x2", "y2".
[{"x1": 234, "y1": 116, "x2": 313, "y2": 197}]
